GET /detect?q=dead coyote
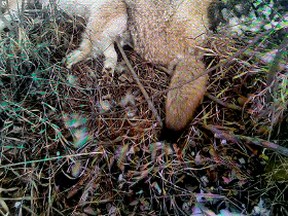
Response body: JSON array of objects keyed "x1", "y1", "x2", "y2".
[
  {"x1": 126, "y1": 0, "x2": 213, "y2": 131},
  {"x1": 1, "y1": 0, "x2": 213, "y2": 132}
]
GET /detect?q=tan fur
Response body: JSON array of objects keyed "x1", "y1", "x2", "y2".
[
  {"x1": 64, "y1": 0, "x2": 128, "y2": 73},
  {"x1": 166, "y1": 58, "x2": 208, "y2": 131},
  {"x1": 125, "y1": 0, "x2": 212, "y2": 131}
]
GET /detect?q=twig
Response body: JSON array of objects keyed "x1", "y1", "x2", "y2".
[
  {"x1": 205, "y1": 93, "x2": 242, "y2": 111},
  {"x1": 116, "y1": 41, "x2": 163, "y2": 127},
  {"x1": 204, "y1": 124, "x2": 288, "y2": 157}
]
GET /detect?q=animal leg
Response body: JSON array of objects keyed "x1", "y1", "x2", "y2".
[
  {"x1": 65, "y1": 35, "x2": 93, "y2": 69},
  {"x1": 90, "y1": 14, "x2": 128, "y2": 75}
]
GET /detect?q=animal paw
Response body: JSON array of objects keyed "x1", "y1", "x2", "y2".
[
  {"x1": 103, "y1": 58, "x2": 116, "y2": 74},
  {"x1": 65, "y1": 50, "x2": 83, "y2": 69}
]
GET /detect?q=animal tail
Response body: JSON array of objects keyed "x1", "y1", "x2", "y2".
[{"x1": 165, "y1": 57, "x2": 208, "y2": 131}]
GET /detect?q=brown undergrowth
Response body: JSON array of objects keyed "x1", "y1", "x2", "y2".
[{"x1": 0, "y1": 4, "x2": 287, "y2": 216}]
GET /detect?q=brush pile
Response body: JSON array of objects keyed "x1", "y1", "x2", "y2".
[{"x1": 0, "y1": 2, "x2": 287, "y2": 215}]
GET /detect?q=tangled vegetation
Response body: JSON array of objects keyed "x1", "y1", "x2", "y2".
[{"x1": 0, "y1": 1, "x2": 287, "y2": 215}]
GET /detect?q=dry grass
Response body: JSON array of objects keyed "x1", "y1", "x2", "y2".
[{"x1": 0, "y1": 4, "x2": 287, "y2": 216}]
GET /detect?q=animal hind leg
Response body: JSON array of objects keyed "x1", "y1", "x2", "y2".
[
  {"x1": 65, "y1": 5, "x2": 127, "y2": 74},
  {"x1": 102, "y1": 42, "x2": 118, "y2": 75},
  {"x1": 89, "y1": 13, "x2": 128, "y2": 75}
]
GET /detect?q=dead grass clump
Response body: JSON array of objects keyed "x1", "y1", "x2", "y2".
[{"x1": 1, "y1": 3, "x2": 287, "y2": 215}]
